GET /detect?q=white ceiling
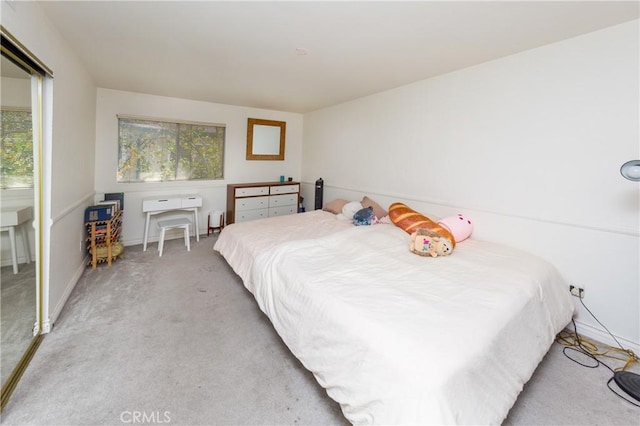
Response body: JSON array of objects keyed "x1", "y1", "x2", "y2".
[{"x1": 37, "y1": 1, "x2": 639, "y2": 113}]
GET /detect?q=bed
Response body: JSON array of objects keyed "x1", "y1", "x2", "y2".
[
  {"x1": 214, "y1": 209, "x2": 353, "y2": 292},
  {"x1": 214, "y1": 210, "x2": 574, "y2": 424}
]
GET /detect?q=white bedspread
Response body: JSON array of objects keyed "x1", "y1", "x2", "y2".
[
  {"x1": 250, "y1": 224, "x2": 574, "y2": 425},
  {"x1": 214, "y1": 210, "x2": 353, "y2": 292}
]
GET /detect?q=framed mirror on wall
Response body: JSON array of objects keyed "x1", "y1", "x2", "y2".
[
  {"x1": 1, "y1": 28, "x2": 51, "y2": 411},
  {"x1": 246, "y1": 118, "x2": 286, "y2": 161}
]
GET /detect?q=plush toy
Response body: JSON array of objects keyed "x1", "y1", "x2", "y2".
[
  {"x1": 388, "y1": 202, "x2": 456, "y2": 250},
  {"x1": 353, "y1": 206, "x2": 375, "y2": 226},
  {"x1": 410, "y1": 229, "x2": 453, "y2": 257},
  {"x1": 437, "y1": 214, "x2": 473, "y2": 243}
]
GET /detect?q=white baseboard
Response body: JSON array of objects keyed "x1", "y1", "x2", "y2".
[
  {"x1": 44, "y1": 255, "x2": 88, "y2": 333},
  {"x1": 1, "y1": 255, "x2": 32, "y2": 268},
  {"x1": 568, "y1": 319, "x2": 640, "y2": 356}
]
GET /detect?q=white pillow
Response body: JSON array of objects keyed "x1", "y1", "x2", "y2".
[
  {"x1": 379, "y1": 215, "x2": 392, "y2": 224},
  {"x1": 341, "y1": 201, "x2": 363, "y2": 220}
]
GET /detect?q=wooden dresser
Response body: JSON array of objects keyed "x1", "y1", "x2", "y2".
[{"x1": 226, "y1": 181, "x2": 300, "y2": 224}]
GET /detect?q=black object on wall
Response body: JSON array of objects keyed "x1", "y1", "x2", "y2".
[{"x1": 314, "y1": 178, "x2": 324, "y2": 210}]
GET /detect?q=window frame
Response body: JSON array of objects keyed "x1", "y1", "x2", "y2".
[{"x1": 116, "y1": 115, "x2": 225, "y2": 184}]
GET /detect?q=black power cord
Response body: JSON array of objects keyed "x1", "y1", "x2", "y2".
[{"x1": 558, "y1": 299, "x2": 639, "y2": 408}]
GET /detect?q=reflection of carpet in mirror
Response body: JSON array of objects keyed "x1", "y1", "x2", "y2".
[{"x1": 1, "y1": 262, "x2": 36, "y2": 387}]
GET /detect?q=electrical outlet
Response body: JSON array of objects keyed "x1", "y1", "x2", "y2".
[{"x1": 569, "y1": 285, "x2": 585, "y2": 299}]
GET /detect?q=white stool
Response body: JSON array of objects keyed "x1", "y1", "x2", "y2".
[{"x1": 157, "y1": 218, "x2": 191, "y2": 257}]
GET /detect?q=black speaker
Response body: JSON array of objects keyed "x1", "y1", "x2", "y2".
[{"x1": 314, "y1": 178, "x2": 324, "y2": 210}]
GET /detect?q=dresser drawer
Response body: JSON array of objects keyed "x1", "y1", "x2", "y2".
[
  {"x1": 181, "y1": 196, "x2": 203, "y2": 208},
  {"x1": 143, "y1": 198, "x2": 181, "y2": 212},
  {"x1": 235, "y1": 196, "x2": 268, "y2": 211},
  {"x1": 236, "y1": 208, "x2": 268, "y2": 222},
  {"x1": 269, "y1": 206, "x2": 297, "y2": 217},
  {"x1": 227, "y1": 182, "x2": 299, "y2": 225},
  {"x1": 270, "y1": 184, "x2": 299, "y2": 195},
  {"x1": 268, "y1": 193, "x2": 298, "y2": 208},
  {"x1": 236, "y1": 186, "x2": 269, "y2": 197}
]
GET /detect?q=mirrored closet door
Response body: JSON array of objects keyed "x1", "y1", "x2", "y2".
[{"x1": 1, "y1": 30, "x2": 48, "y2": 410}]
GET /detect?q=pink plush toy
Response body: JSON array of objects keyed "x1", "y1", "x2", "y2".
[{"x1": 437, "y1": 214, "x2": 473, "y2": 243}]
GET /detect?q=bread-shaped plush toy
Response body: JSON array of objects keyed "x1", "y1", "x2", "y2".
[{"x1": 388, "y1": 202, "x2": 456, "y2": 250}]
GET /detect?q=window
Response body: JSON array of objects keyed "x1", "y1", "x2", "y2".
[
  {"x1": 117, "y1": 117, "x2": 225, "y2": 183},
  {"x1": 0, "y1": 108, "x2": 33, "y2": 189}
]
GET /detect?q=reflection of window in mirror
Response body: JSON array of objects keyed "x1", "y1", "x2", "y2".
[
  {"x1": 246, "y1": 118, "x2": 285, "y2": 160},
  {"x1": 1, "y1": 58, "x2": 33, "y2": 189}
]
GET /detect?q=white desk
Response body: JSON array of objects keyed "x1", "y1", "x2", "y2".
[
  {"x1": 142, "y1": 195, "x2": 202, "y2": 251},
  {"x1": 1, "y1": 206, "x2": 33, "y2": 274}
]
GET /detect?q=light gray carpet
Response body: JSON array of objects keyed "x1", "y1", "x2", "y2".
[
  {"x1": 1, "y1": 262, "x2": 37, "y2": 387},
  {"x1": 1, "y1": 235, "x2": 638, "y2": 425}
]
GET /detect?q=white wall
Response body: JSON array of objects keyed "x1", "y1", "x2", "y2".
[
  {"x1": 2, "y1": 1, "x2": 98, "y2": 328},
  {"x1": 1, "y1": 76, "x2": 31, "y2": 107},
  {"x1": 94, "y1": 88, "x2": 303, "y2": 246},
  {"x1": 302, "y1": 21, "x2": 640, "y2": 348}
]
